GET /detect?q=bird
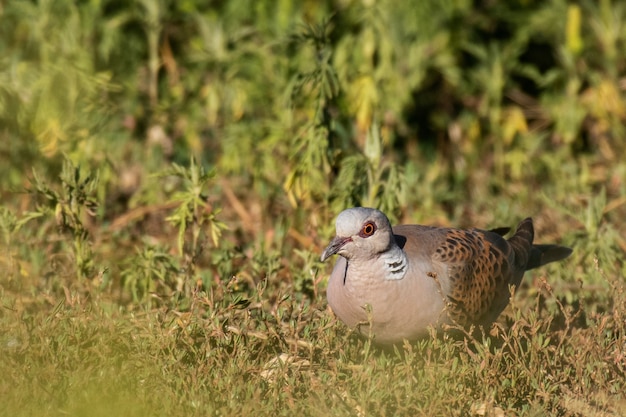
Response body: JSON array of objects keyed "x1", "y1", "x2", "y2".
[{"x1": 320, "y1": 207, "x2": 572, "y2": 344}]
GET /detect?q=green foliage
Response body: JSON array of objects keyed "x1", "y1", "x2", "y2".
[
  {"x1": 26, "y1": 158, "x2": 100, "y2": 280},
  {"x1": 121, "y1": 244, "x2": 180, "y2": 305},
  {"x1": 160, "y1": 157, "x2": 227, "y2": 261},
  {"x1": 282, "y1": 17, "x2": 339, "y2": 209},
  {"x1": 0, "y1": 0, "x2": 119, "y2": 166},
  {"x1": 1, "y1": 0, "x2": 626, "y2": 416}
]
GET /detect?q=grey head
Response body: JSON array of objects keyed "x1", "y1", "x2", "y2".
[{"x1": 320, "y1": 207, "x2": 395, "y2": 262}]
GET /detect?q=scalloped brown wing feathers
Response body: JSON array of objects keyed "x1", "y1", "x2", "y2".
[{"x1": 432, "y1": 218, "x2": 535, "y2": 326}]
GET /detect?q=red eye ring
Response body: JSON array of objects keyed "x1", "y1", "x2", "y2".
[{"x1": 360, "y1": 221, "x2": 376, "y2": 237}]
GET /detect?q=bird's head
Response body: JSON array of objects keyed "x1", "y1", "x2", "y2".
[{"x1": 320, "y1": 207, "x2": 394, "y2": 262}]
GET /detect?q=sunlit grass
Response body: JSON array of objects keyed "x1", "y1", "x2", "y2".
[{"x1": 2, "y1": 258, "x2": 624, "y2": 416}]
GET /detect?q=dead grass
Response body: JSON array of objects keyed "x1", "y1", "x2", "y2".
[{"x1": 1, "y1": 251, "x2": 624, "y2": 416}]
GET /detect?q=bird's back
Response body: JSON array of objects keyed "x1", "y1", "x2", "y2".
[{"x1": 394, "y1": 218, "x2": 571, "y2": 328}]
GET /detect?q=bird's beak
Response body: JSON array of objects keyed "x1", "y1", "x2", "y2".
[{"x1": 320, "y1": 236, "x2": 351, "y2": 262}]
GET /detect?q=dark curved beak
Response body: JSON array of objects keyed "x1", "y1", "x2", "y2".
[{"x1": 320, "y1": 236, "x2": 351, "y2": 262}]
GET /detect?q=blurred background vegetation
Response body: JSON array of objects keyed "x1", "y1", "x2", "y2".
[
  {"x1": 2, "y1": 0, "x2": 624, "y2": 295},
  {"x1": 1, "y1": 0, "x2": 625, "y2": 415}
]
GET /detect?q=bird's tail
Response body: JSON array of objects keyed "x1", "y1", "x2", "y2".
[
  {"x1": 527, "y1": 244, "x2": 573, "y2": 270},
  {"x1": 507, "y1": 217, "x2": 534, "y2": 269},
  {"x1": 508, "y1": 217, "x2": 572, "y2": 270}
]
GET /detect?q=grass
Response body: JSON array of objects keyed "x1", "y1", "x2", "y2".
[
  {"x1": 1, "y1": 202, "x2": 625, "y2": 416},
  {"x1": 2, "y1": 279, "x2": 625, "y2": 417},
  {"x1": 1, "y1": 0, "x2": 626, "y2": 416}
]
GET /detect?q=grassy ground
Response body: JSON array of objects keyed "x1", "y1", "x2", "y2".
[
  {"x1": 2, "y1": 241, "x2": 625, "y2": 416},
  {"x1": 2, "y1": 1, "x2": 626, "y2": 416}
]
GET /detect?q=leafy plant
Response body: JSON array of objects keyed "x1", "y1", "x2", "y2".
[
  {"x1": 161, "y1": 157, "x2": 227, "y2": 276},
  {"x1": 284, "y1": 16, "x2": 339, "y2": 209},
  {"x1": 121, "y1": 244, "x2": 180, "y2": 305},
  {"x1": 26, "y1": 157, "x2": 100, "y2": 280}
]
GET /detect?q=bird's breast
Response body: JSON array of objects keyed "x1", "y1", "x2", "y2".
[{"x1": 326, "y1": 256, "x2": 449, "y2": 342}]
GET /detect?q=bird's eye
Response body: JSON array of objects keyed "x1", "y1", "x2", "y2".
[{"x1": 360, "y1": 221, "x2": 376, "y2": 237}]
